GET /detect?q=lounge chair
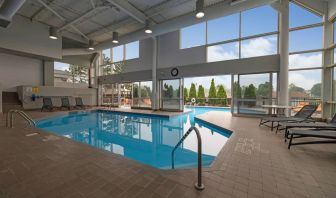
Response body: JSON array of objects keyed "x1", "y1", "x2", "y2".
[
  {"x1": 75, "y1": 97, "x2": 85, "y2": 109},
  {"x1": 259, "y1": 105, "x2": 317, "y2": 131},
  {"x1": 60, "y1": 97, "x2": 71, "y2": 110},
  {"x1": 41, "y1": 97, "x2": 54, "y2": 112},
  {"x1": 287, "y1": 129, "x2": 336, "y2": 149},
  {"x1": 281, "y1": 113, "x2": 336, "y2": 140}
]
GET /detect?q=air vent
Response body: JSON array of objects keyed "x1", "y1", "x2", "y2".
[{"x1": 0, "y1": 0, "x2": 26, "y2": 28}]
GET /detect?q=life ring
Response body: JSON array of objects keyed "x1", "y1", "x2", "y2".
[
  {"x1": 191, "y1": 98, "x2": 196, "y2": 103},
  {"x1": 171, "y1": 67, "x2": 179, "y2": 77}
]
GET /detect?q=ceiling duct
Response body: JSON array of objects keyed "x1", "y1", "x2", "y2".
[
  {"x1": 230, "y1": 0, "x2": 247, "y2": 6},
  {"x1": 0, "y1": 0, "x2": 26, "y2": 28}
]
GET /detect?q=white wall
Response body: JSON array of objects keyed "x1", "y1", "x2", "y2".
[
  {"x1": 17, "y1": 86, "x2": 98, "y2": 110},
  {"x1": 0, "y1": 15, "x2": 62, "y2": 59},
  {"x1": 0, "y1": 52, "x2": 43, "y2": 92}
]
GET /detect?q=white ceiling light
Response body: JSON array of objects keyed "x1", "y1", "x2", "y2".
[
  {"x1": 112, "y1": 31, "x2": 119, "y2": 43},
  {"x1": 145, "y1": 20, "x2": 152, "y2": 34},
  {"x1": 88, "y1": 40, "x2": 94, "y2": 50},
  {"x1": 195, "y1": 0, "x2": 204, "y2": 19},
  {"x1": 49, "y1": 27, "x2": 58, "y2": 40}
]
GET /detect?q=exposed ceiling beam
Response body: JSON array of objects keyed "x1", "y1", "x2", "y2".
[
  {"x1": 59, "y1": 6, "x2": 110, "y2": 31},
  {"x1": 95, "y1": 0, "x2": 277, "y2": 50},
  {"x1": 105, "y1": 0, "x2": 147, "y2": 24},
  {"x1": 30, "y1": 0, "x2": 56, "y2": 20},
  {"x1": 35, "y1": 0, "x2": 90, "y2": 41},
  {"x1": 86, "y1": 0, "x2": 191, "y2": 38}
]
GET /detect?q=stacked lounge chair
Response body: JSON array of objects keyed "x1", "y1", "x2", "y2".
[
  {"x1": 75, "y1": 97, "x2": 85, "y2": 109},
  {"x1": 259, "y1": 105, "x2": 317, "y2": 131},
  {"x1": 287, "y1": 129, "x2": 336, "y2": 149},
  {"x1": 41, "y1": 97, "x2": 54, "y2": 112},
  {"x1": 60, "y1": 97, "x2": 71, "y2": 110},
  {"x1": 280, "y1": 113, "x2": 336, "y2": 140}
]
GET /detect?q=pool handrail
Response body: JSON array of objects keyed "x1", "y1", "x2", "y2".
[
  {"x1": 171, "y1": 126, "x2": 204, "y2": 190},
  {"x1": 6, "y1": 109, "x2": 36, "y2": 128}
]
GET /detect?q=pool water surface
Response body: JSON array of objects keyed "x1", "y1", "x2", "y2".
[{"x1": 37, "y1": 106, "x2": 232, "y2": 169}]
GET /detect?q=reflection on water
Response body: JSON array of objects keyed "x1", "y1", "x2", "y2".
[{"x1": 37, "y1": 107, "x2": 231, "y2": 169}]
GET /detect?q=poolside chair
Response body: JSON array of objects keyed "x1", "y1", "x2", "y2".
[
  {"x1": 259, "y1": 105, "x2": 317, "y2": 131},
  {"x1": 41, "y1": 97, "x2": 54, "y2": 112},
  {"x1": 60, "y1": 97, "x2": 71, "y2": 110},
  {"x1": 287, "y1": 129, "x2": 336, "y2": 149},
  {"x1": 75, "y1": 97, "x2": 85, "y2": 109},
  {"x1": 281, "y1": 113, "x2": 336, "y2": 140}
]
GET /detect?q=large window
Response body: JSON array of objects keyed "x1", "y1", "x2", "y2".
[
  {"x1": 100, "y1": 41, "x2": 139, "y2": 76},
  {"x1": 54, "y1": 62, "x2": 88, "y2": 88},
  {"x1": 180, "y1": 5, "x2": 279, "y2": 61},
  {"x1": 241, "y1": 5, "x2": 278, "y2": 37},
  {"x1": 288, "y1": 1, "x2": 323, "y2": 117},
  {"x1": 207, "y1": 13, "x2": 239, "y2": 44},
  {"x1": 180, "y1": 23, "x2": 206, "y2": 49}
]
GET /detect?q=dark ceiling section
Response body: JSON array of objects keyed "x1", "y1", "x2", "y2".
[{"x1": 62, "y1": 37, "x2": 87, "y2": 49}]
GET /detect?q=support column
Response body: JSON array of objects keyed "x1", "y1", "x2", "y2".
[
  {"x1": 278, "y1": 0, "x2": 289, "y2": 115},
  {"x1": 322, "y1": 5, "x2": 333, "y2": 119},
  {"x1": 43, "y1": 61, "x2": 54, "y2": 86},
  {"x1": 152, "y1": 36, "x2": 159, "y2": 110}
]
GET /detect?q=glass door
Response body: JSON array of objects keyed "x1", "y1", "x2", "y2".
[
  {"x1": 160, "y1": 79, "x2": 184, "y2": 111},
  {"x1": 102, "y1": 84, "x2": 119, "y2": 107},
  {"x1": 232, "y1": 73, "x2": 276, "y2": 116},
  {"x1": 119, "y1": 83, "x2": 132, "y2": 108}
]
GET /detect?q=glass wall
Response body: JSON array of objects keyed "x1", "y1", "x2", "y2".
[
  {"x1": 232, "y1": 72, "x2": 276, "y2": 115},
  {"x1": 99, "y1": 41, "x2": 139, "y2": 76},
  {"x1": 132, "y1": 81, "x2": 152, "y2": 109},
  {"x1": 180, "y1": 5, "x2": 279, "y2": 62},
  {"x1": 160, "y1": 79, "x2": 183, "y2": 111},
  {"x1": 288, "y1": 1, "x2": 323, "y2": 117}
]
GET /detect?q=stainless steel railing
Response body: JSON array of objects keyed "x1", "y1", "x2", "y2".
[
  {"x1": 6, "y1": 109, "x2": 36, "y2": 128},
  {"x1": 171, "y1": 126, "x2": 204, "y2": 190}
]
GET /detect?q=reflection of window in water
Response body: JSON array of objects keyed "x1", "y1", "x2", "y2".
[{"x1": 112, "y1": 144, "x2": 124, "y2": 156}]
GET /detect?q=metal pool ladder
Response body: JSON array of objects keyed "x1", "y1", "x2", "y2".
[
  {"x1": 171, "y1": 126, "x2": 204, "y2": 190},
  {"x1": 6, "y1": 109, "x2": 36, "y2": 128}
]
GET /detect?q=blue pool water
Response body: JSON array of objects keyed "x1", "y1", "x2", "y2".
[{"x1": 37, "y1": 106, "x2": 232, "y2": 169}]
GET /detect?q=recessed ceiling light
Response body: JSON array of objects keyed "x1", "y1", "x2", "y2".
[
  {"x1": 49, "y1": 27, "x2": 58, "y2": 40},
  {"x1": 196, "y1": 0, "x2": 205, "y2": 19},
  {"x1": 112, "y1": 31, "x2": 119, "y2": 44}
]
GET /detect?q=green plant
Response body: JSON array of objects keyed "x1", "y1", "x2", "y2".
[{"x1": 217, "y1": 85, "x2": 227, "y2": 106}]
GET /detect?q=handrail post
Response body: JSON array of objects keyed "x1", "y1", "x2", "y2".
[{"x1": 171, "y1": 126, "x2": 204, "y2": 190}]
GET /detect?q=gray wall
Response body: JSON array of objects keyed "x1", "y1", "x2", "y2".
[
  {"x1": 0, "y1": 15, "x2": 62, "y2": 59},
  {"x1": 0, "y1": 52, "x2": 43, "y2": 92},
  {"x1": 122, "y1": 38, "x2": 153, "y2": 73},
  {"x1": 158, "y1": 31, "x2": 206, "y2": 68},
  {"x1": 328, "y1": 0, "x2": 336, "y2": 19}
]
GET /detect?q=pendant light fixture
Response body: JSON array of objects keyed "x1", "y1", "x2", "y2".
[
  {"x1": 112, "y1": 31, "x2": 119, "y2": 44},
  {"x1": 195, "y1": 0, "x2": 205, "y2": 19},
  {"x1": 49, "y1": 27, "x2": 58, "y2": 40},
  {"x1": 145, "y1": 20, "x2": 152, "y2": 34},
  {"x1": 88, "y1": 40, "x2": 94, "y2": 50}
]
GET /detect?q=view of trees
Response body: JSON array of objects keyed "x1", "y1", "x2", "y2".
[
  {"x1": 101, "y1": 53, "x2": 125, "y2": 75},
  {"x1": 68, "y1": 64, "x2": 88, "y2": 83},
  {"x1": 184, "y1": 78, "x2": 228, "y2": 106},
  {"x1": 289, "y1": 83, "x2": 321, "y2": 98}
]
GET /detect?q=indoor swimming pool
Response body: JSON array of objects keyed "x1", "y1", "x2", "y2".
[{"x1": 37, "y1": 106, "x2": 232, "y2": 169}]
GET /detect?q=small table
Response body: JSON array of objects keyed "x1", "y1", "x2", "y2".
[{"x1": 261, "y1": 104, "x2": 293, "y2": 116}]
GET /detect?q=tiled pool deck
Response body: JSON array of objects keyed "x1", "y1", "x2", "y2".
[{"x1": 0, "y1": 109, "x2": 336, "y2": 198}]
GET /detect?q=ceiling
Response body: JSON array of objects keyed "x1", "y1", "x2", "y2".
[{"x1": 17, "y1": 0, "x2": 226, "y2": 48}]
